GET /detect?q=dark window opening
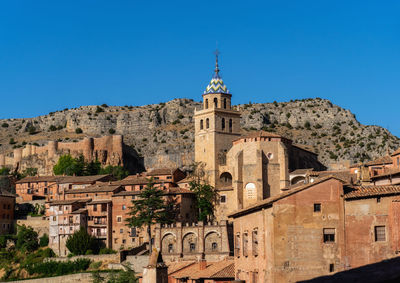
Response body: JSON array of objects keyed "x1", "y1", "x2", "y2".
[
  {"x1": 314, "y1": 203, "x2": 321, "y2": 212},
  {"x1": 205, "y1": 99, "x2": 208, "y2": 109},
  {"x1": 214, "y1": 98, "x2": 218, "y2": 108},
  {"x1": 190, "y1": 243, "x2": 196, "y2": 252},
  {"x1": 375, "y1": 226, "x2": 386, "y2": 241},
  {"x1": 206, "y1": 118, "x2": 209, "y2": 129},
  {"x1": 323, "y1": 228, "x2": 335, "y2": 243},
  {"x1": 223, "y1": 98, "x2": 227, "y2": 109},
  {"x1": 229, "y1": 119, "x2": 232, "y2": 133},
  {"x1": 200, "y1": 119, "x2": 203, "y2": 130},
  {"x1": 222, "y1": 118, "x2": 225, "y2": 130},
  {"x1": 329, "y1": 264, "x2": 334, "y2": 272}
]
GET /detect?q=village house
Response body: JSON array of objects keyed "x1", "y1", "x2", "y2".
[
  {"x1": 0, "y1": 188, "x2": 16, "y2": 235},
  {"x1": 16, "y1": 174, "x2": 113, "y2": 202},
  {"x1": 228, "y1": 175, "x2": 400, "y2": 282}
]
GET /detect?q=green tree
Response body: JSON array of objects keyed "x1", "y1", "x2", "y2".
[
  {"x1": 21, "y1": 167, "x2": 38, "y2": 177},
  {"x1": 66, "y1": 226, "x2": 98, "y2": 255},
  {"x1": 85, "y1": 160, "x2": 102, "y2": 176},
  {"x1": 39, "y1": 233, "x2": 49, "y2": 247},
  {"x1": 188, "y1": 163, "x2": 218, "y2": 222},
  {"x1": 0, "y1": 167, "x2": 10, "y2": 175},
  {"x1": 126, "y1": 179, "x2": 172, "y2": 251},
  {"x1": 53, "y1": 154, "x2": 77, "y2": 175},
  {"x1": 99, "y1": 165, "x2": 129, "y2": 180},
  {"x1": 16, "y1": 225, "x2": 39, "y2": 252}
]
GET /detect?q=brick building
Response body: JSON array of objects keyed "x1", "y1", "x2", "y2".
[
  {"x1": 0, "y1": 188, "x2": 16, "y2": 234},
  {"x1": 16, "y1": 174, "x2": 113, "y2": 202},
  {"x1": 228, "y1": 176, "x2": 400, "y2": 282}
]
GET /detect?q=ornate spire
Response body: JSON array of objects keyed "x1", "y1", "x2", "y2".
[{"x1": 204, "y1": 50, "x2": 229, "y2": 94}]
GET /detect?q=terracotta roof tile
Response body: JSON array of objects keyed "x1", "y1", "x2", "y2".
[
  {"x1": 391, "y1": 148, "x2": 400, "y2": 156},
  {"x1": 191, "y1": 260, "x2": 235, "y2": 279},
  {"x1": 345, "y1": 185, "x2": 400, "y2": 199},
  {"x1": 366, "y1": 155, "x2": 393, "y2": 166},
  {"x1": 16, "y1": 174, "x2": 112, "y2": 184},
  {"x1": 370, "y1": 168, "x2": 400, "y2": 179},
  {"x1": 47, "y1": 199, "x2": 91, "y2": 205},
  {"x1": 167, "y1": 261, "x2": 196, "y2": 274},
  {"x1": 309, "y1": 170, "x2": 357, "y2": 184},
  {"x1": 65, "y1": 184, "x2": 122, "y2": 194},
  {"x1": 147, "y1": 168, "x2": 179, "y2": 176}
]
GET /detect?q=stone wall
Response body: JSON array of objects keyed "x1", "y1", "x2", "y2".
[
  {"x1": 7, "y1": 273, "x2": 94, "y2": 283},
  {"x1": 154, "y1": 221, "x2": 231, "y2": 262},
  {"x1": 16, "y1": 216, "x2": 49, "y2": 237},
  {"x1": 0, "y1": 135, "x2": 143, "y2": 175}
]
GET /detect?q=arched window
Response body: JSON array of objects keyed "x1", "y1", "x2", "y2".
[
  {"x1": 206, "y1": 118, "x2": 209, "y2": 129},
  {"x1": 222, "y1": 118, "x2": 225, "y2": 130},
  {"x1": 229, "y1": 119, "x2": 233, "y2": 133},
  {"x1": 214, "y1": 98, "x2": 218, "y2": 108},
  {"x1": 245, "y1": 183, "x2": 256, "y2": 199},
  {"x1": 200, "y1": 120, "x2": 203, "y2": 130},
  {"x1": 224, "y1": 98, "x2": 227, "y2": 109},
  {"x1": 220, "y1": 172, "x2": 232, "y2": 186},
  {"x1": 205, "y1": 99, "x2": 208, "y2": 109}
]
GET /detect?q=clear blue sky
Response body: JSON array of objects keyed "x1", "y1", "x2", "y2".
[{"x1": 1, "y1": 1, "x2": 399, "y2": 135}]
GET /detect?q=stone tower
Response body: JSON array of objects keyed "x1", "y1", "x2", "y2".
[{"x1": 194, "y1": 51, "x2": 241, "y2": 186}]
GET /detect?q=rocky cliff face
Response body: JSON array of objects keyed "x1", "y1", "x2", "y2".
[{"x1": 0, "y1": 98, "x2": 399, "y2": 171}]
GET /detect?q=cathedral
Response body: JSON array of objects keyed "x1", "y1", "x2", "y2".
[{"x1": 194, "y1": 53, "x2": 325, "y2": 220}]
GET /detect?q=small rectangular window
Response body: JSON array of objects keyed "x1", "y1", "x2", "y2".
[
  {"x1": 377, "y1": 197, "x2": 381, "y2": 203},
  {"x1": 323, "y1": 228, "x2": 335, "y2": 243},
  {"x1": 117, "y1": 216, "x2": 122, "y2": 222},
  {"x1": 314, "y1": 203, "x2": 321, "y2": 212},
  {"x1": 220, "y1": 195, "x2": 227, "y2": 203},
  {"x1": 252, "y1": 230, "x2": 258, "y2": 256},
  {"x1": 235, "y1": 234, "x2": 241, "y2": 257},
  {"x1": 243, "y1": 232, "x2": 249, "y2": 257},
  {"x1": 329, "y1": 264, "x2": 334, "y2": 272},
  {"x1": 375, "y1": 226, "x2": 386, "y2": 241}
]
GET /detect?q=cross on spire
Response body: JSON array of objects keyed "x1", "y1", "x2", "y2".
[{"x1": 214, "y1": 49, "x2": 220, "y2": 74}]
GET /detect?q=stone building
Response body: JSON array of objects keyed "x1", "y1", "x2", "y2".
[
  {"x1": 0, "y1": 188, "x2": 16, "y2": 234},
  {"x1": 228, "y1": 175, "x2": 400, "y2": 282},
  {"x1": 48, "y1": 199, "x2": 89, "y2": 256},
  {"x1": 154, "y1": 220, "x2": 231, "y2": 262},
  {"x1": 194, "y1": 54, "x2": 325, "y2": 220}
]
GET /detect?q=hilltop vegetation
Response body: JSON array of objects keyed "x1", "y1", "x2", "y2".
[{"x1": 0, "y1": 98, "x2": 398, "y2": 169}]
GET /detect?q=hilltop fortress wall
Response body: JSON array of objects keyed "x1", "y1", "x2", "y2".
[{"x1": 0, "y1": 135, "x2": 140, "y2": 175}]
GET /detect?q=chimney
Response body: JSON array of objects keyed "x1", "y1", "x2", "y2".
[{"x1": 199, "y1": 259, "x2": 207, "y2": 270}]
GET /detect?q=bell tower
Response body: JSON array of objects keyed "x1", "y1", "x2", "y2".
[{"x1": 194, "y1": 50, "x2": 241, "y2": 186}]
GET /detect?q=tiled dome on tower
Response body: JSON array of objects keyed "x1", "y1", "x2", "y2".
[{"x1": 204, "y1": 50, "x2": 230, "y2": 94}]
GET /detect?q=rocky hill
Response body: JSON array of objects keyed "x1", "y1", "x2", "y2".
[{"x1": 0, "y1": 98, "x2": 399, "y2": 171}]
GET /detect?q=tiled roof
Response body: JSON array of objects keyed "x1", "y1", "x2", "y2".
[
  {"x1": 65, "y1": 184, "x2": 122, "y2": 194},
  {"x1": 47, "y1": 199, "x2": 91, "y2": 205},
  {"x1": 345, "y1": 185, "x2": 400, "y2": 199},
  {"x1": 71, "y1": 208, "x2": 88, "y2": 214},
  {"x1": 147, "y1": 168, "x2": 178, "y2": 176},
  {"x1": 391, "y1": 148, "x2": 400, "y2": 156},
  {"x1": 191, "y1": 260, "x2": 234, "y2": 279},
  {"x1": 229, "y1": 176, "x2": 347, "y2": 218},
  {"x1": 16, "y1": 174, "x2": 112, "y2": 184},
  {"x1": 203, "y1": 58, "x2": 229, "y2": 95},
  {"x1": 366, "y1": 155, "x2": 393, "y2": 166},
  {"x1": 309, "y1": 170, "x2": 357, "y2": 184},
  {"x1": 16, "y1": 176, "x2": 60, "y2": 184},
  {"x1": 0, "y1": 189, "x2": 16, "y2": 198},
  {"x1": 57, "y1": 174, "x2": 111, "y2": 184},
  {"x1": 172, "y1": 260, "x2": 234, "y2": 280},
  {"x1": 370, "y1": 168, "x2": 400, "y2": 179},
  {"x1": 290, "y1": 168, "x2": 314, "y2": 175},
  {"x1": 167, "y1": 261, "x2": 196, "y2": 274},
  {"x1": 88, "y1": 199, "x2": 112, "y2": 204},
  {"x1": 114, "y1": 177, "x2": 150, "y2": 186},
  {"x1": 112, "y1": 190, "x2": 142, "y2": 197}
]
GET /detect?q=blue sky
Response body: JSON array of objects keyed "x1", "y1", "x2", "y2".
[{"x1": 1, "y1": 1, "x2": 399, "y2": 135}]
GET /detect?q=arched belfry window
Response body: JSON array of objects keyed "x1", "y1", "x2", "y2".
[
  {"x1": 214, "y1": 98, "x2": 218, "y2": 108},
  {"x1": 206, "y1": 118, "x2": 210, "y2": 129},
  {"x1": 229, "y1": 119, "x2": 233, "y2": 133},
  {"x1": 205, "y1": 99, "x2": 209, "y2": 109},
  {"x1": 224, "y1": 98, "x2": 227, "y2": 109},
  {"x1": 200, "y1": 120, "x2": 204, "y2": 130},
  {"x1": 222, "y1": 118, "x2": 225, "y2": 130}
]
